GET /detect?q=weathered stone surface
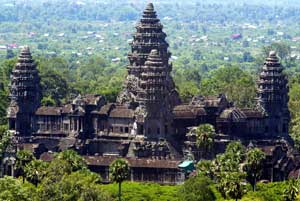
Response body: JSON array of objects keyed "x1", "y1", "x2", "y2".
[
  {"x1": 117, "y1": 3, "x2": 181, "y2": 107},
  {"x1": 7, "y1": 46, "x2": 41, "y2": 136},
  {"x1": 256, "y1": 51, "x2": 290, "y2": 137}
]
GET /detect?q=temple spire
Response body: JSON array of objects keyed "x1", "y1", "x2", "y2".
[
  {"x1": 137, "y1": 49, "x2": 167, "y2": 106},
  {"x1": 142, "y1": 3, "x2": 156, "y2": 19},
  {"x1": 256, "y1": 51, "x2": 290, "y2": 137},
  {"x1": 145, "y1": 3, "x2": 154, "y2": 11},
  {"x1": 7, "y1": 46, "x2": 41, "y2": 135},
  {"x1": 136, "y1": 49, "x2": 173, "y2": 138},
  {"x1": 117, "y1": 3, "x2": 180, "y2": 107}
]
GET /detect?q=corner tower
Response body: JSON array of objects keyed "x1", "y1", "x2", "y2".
[
  {"x1": 256, "y1": 51, "x2": 290, "y2": 137},
  {"x1": 7, "y1": 46, "x2": 41, "y2": 136},
  {"x1": 117, "y1": 3, "x2": 180, "y2": 107}
]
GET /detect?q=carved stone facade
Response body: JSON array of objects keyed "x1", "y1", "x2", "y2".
[
  {"x1": 117, "y1": 3, "x2": 180, "y2": 107},
  {"x1": 7, "y1": 46, "x2": 41, "y2": 137},
  {"x1": 256, "y1": 51, "x2": 290, "y2": 137},
  {"x1": 6, "y1": 3, "x2": 297, "y2": 184}
]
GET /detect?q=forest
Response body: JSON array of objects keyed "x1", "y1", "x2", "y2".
[
  {"x1": 0, "y1": 144, "x2": 299, "y2": 201},
  {"x1": 1, "y1": 0, "x2": 300, "y2": 200}
]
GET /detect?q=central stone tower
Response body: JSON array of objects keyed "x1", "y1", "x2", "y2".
[
  {"x1": 135, "y1": 49, "x2": 173, "y2": 139},
  {"x1": 117, "y1": 3, "x2": 180, "y2": 108}
]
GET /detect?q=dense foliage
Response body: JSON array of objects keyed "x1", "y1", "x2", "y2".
[
  {"x1": 0, "y1": 145, "x2": 296, "y2": 201},
  {"x1": 178, "y1": 176, "x2": 216, "y2": 201},
  {"x1": 3, "y1": 150, "x2": 114, "y2": 201}
]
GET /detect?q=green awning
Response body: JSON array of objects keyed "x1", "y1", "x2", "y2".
[
  {"x1": 178, "y1": 160, "x2": 195, "y2": 173},
  {"x1": 178, "y1": 160, "x2": 193, "y2": 168}
]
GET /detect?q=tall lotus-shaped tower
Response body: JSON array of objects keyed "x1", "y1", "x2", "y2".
[
  {"x1": 7, "y1": 46, "x2": 41, "y2": 136},
  {"x1": 256, "y1": 51, "x2": 290, "y2": 137},
  {"x1": 117, "y1": 3, "x2": 180, "y2": 108}
]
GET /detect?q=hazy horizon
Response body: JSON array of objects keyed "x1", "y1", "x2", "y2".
[{"x1": 1, "y1": 0, "x2": 300, "y2": 7}]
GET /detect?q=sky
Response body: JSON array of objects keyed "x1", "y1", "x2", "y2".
[{"x1": 0, "y1": 0, "x2": 300, "y2": 8}]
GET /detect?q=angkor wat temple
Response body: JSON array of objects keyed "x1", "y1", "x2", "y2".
[{"x1": 5, "y1": 3, "x2": 300, "y2": 184}]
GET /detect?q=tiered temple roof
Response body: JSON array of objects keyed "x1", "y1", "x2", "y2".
[
  {"x1": 7, "y1": 46, "x2": 41, "y2": 135},
  {"x1": 256, "y1": 51, "x2": 290, "y2": 137},
  {"x1": 118, "y1": 3, "x2": 180, "y2": 106},
  {"x1": 128, "y1": 3, "x2": 169, "y2": 72},
  {"x1": 256, "y1": 51, "x2": 289, "y2": 116},
  {"x1": 9, "y1": 46, "x2": 41, "y2": 106},
  {"x1": 137, "y1": 49, "x2": 167, "y2": 104}
]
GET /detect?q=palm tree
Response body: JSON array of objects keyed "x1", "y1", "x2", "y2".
[
  {"x1": 197, "y1": 160, "x2": 213, "y2": 178},
  {"x1": 225, "y1": 141, "x2": 246, "y2": 163},
  {"x1": 283, "y1": 179, "x2": 299, "y2": 201},
  {"x1": 193, "y1": 124, "x2": 216, "y2": 159},
  {"x1": 244, "y1": 148, "x2": 265, "y2": 191},
  {"x1": 55, "y1": 149, "x2": 87, "y2": 172},
  {"x1": 24, "y1": 159, "x2": 48, "y2": 186},
  {"x1": 218, "y1": 171, "x2": 246, "y2": 201},
  {"x1": 16, "y1": 150, "x2": 35, "y2": 183},
  {"x1": 109, "y1": 158, "x2": 130, "y2": 201}
]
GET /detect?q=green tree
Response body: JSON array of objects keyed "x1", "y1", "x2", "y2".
[
  {"x1": 6, "y1": 49, "x2": 15, "y2": 59},
  {"x1": 55, "y1": 150, "x2": 87, "y2": 173},
  {"x1": 244, "y1": 148, "x2": 266, "y2": 191},
  {"x1": 193, "y1": 49, "x2": 202, "y2": 60},
  {"x1": 283, "y1": 179, "x2": 299, "y2": 201},
  {"x1": 0, "y1": 176, "x2": 35, "y2": 201},
  {"x1": 16, "y1": 150, "x2": 35, "y2": 183},
  {"x1": 200, "y1": 66, "x2": 256, "y2": 108},
  {"x1": 209, "y1": 141, "x2": 246, "y2": 181},
  {"x1": 288, "y1": 79, "x2": 300, "y2": 148},
  {"x1": 218, "y1": 171, "x2": 246, "y2": 201},
  {"x1": 0, "y1": 88, "x2": 8, "y2": 125},
  {"x1": 24, "y1": 159, "x2": 48, "y2": 186},
  {"x1": 109, "y1": 158, "x2": 130, "y2": 201},
  {"x1": 178, "y1": 176, "x2": 216, "y2": 201},
  {"x1": 0, "y1": 58, "x2": 16, "y2": 125},
  {"x1": 196, "y1": 160, "x2": 213, "y2": 179},
  {"x1": 0, "y1": 129, "x2": 12, "y2": 175},
  {"x1": 60, "y1": 171, "x2": 109, "y2": 201},
  {"x1": 76, "y1": 56, "x2": 107, "y2": 81},
  {"x1": 41, "y1": 150, "x2": 87, "y2": 191},
  {"x1": 225, "y1": 141, "x2": 246, "y2": 164},
  {"x1": 290, "y1": 116, "x2": 300, "y2": 149},
  {"x1": 193, "y1": 124, "x2": 215, "y2": 159},
  {"x1": 178, "y1": 81, "x2": 200, "y2": 102},
  {"x1": 41, "y1": 96, "x2": 56, "y2": 106},
  {"x1": 210, "y1": 141, "x2": 247, "y2": 199},
  {"x1": 39, "y1": 68, "x2": 70, "y2": 106},
  {"x1": 38, "y1": 170, "x2": 112, "y2": 201}
]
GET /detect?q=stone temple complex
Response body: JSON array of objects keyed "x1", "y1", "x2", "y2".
[{"x1": 5, "y1": 3, "x2": 300, "y2": 183}]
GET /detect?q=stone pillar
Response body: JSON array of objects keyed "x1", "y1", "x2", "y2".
[
  {"x1": 81, "y1": 118, "x2": 83, "y2": 131},
  {"x1": 105, "y1": 167, "x2": 109, "y2": 181},
  {"x1": 74, "y1": 119, "x2": 77, "y2": 131},
  {"x1": 131, "y1": 169, "x2": 134, "y2": 181},
  {"x1": 77, "y1": 118, "x2": 80, "y2": 131}
]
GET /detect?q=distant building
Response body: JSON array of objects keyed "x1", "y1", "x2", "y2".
[
  {"x1": 231, "y1": 33, "x2": 242, "y2": 40},
  {"x1": 111, "y1": 57, "x2": 121, "y2": 62}
]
